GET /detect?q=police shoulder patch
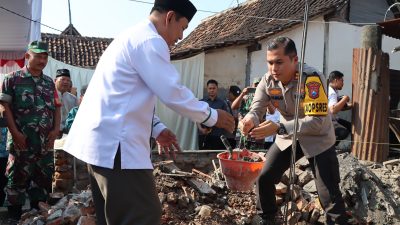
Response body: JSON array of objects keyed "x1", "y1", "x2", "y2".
[{"x1": 303, "y1": 75, "x2": 328, "y2": 116}]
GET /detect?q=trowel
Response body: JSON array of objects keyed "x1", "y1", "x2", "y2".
[{"x1": 220, "y1": 135, "x2": 234, "y2": 160}]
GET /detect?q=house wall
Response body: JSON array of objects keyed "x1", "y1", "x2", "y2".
[
  {"x1": 248, "y1": 17, "x2": 400, "y2": 98},
  {"x1": 251, "y1": 17, "x2": 326, "y2": 84},
  {"x1": 202, "y1": 17, "x2": 400, "y2": 115},
  {"x1": 204, "y1": 47, "x2": 247, "y2": 97},
  {"x1": 326, "y1": 22, "x2": 400, "y2": 94}
]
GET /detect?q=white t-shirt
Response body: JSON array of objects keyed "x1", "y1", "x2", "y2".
[
  {"x1": 64, "y1": 20, "x2": 217, "y2": 169},
  {"x1": 265, "y1": 110, "x2": 281, "y2": 142},
  {"x1": 328, "y1": 86, "x2": 339, "y2": 121}
]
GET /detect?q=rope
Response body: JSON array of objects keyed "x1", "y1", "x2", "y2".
[{"x1": 337, "y1": 139, "x2": 400, "y2": 146}]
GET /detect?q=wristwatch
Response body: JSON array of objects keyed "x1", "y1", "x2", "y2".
[{"x1": 277, "y1": 123, "x2": 287, "y2": 135}]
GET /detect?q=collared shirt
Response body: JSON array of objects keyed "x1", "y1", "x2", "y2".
[
  {"x1": 328, "y1": 86, "x2": 339, "y2": 121},
  {"x1": 59, "y1": 91, "x2": 78, "y2": 132},
  {"x1": 0, "y1": 67, "x2": 61, "y2": 153},
  {"x1": 246, "y1": 64, "x2": 335, "y2": 158},
  {"x1": 63, "y1": 19, "x2": 217, "y2": 169},
  {"x1": 200, "y1": 97, "x2": 228, "y2": 137}
]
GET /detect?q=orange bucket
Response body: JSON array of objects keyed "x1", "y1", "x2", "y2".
[{"x1": 217, "y1": 150, "x2": 265, "y2": 192}]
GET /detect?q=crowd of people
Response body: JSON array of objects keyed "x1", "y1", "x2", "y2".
[
  {"x1": 0, "y1": 0, "x2": 353, "y2": 224},
  {"x1": 0, "y1": 41, "x2": 88, "y2": 223}
]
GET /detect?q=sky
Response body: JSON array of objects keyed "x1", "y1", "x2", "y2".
[{"x1": 41, "y1": 0, "x2": 247, "y2": 39}]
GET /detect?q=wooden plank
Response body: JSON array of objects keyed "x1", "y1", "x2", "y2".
[{"x1": 159, "y1": 161, "x2": 216, "y2": 195}]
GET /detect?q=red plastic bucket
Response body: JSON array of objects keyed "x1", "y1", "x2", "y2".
[{"x1": 217, "y1": 150, "x2": 265, "y2": 192}]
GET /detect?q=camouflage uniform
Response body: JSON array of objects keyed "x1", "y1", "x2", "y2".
[{"x1": 0, "y1": 67, "x2": 60, "y2": 206}]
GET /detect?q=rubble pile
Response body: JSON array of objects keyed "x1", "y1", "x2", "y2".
[
  {"x1": 154, "y1": 161, "x2": 258, "y2": 225},
  {"x1": 154, "y1": 153, "x2": 400, "y2": 225},
  {"x1": 18, "y1": 191, "x2": 95, "y2": 225},
  {"x1": 17, "y1": 152, "x2": 400, "y2": 225},
  {"x1": 153, "y1": 157, "x2": 333, "y2": 225},
  {"x1": 339, "y1": 154, "x2": 400, "y2": 225}
]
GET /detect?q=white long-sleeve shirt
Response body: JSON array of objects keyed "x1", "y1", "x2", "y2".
[{"x1": 63, "y1": 20, "x2": 217, "y2": 169}]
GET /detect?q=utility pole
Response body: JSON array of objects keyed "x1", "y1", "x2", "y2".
[
  {"x1": 67, "y1": 0, "x2": 75, "y2": 66},
  {"x1": 68, "y1": 0, "x2": 72, "y2": 32}
]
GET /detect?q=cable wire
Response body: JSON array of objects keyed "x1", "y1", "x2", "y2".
[
  {"x1": 0, "y1": 6, "x2": 63, "y2": 33},
  {"x1": 128, "y1": 0, "x2": 376, "y2": 25}
]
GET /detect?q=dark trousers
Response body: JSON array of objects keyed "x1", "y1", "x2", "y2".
[
  {"x1": 0, "y1": 157, "x2": 7, "y2": 205},
  {"x1": 87, "y1": 149, "x2": 162, "y2": 225},
  {"x1": 334, "y1": 118, "x2": 351, "y2": 146},
  {"x1": 256, "y1": 142, "x2": 347, "y2": 225},
  {"x1": 198, "y1": 135, "x2": 226, "y2": 150}
]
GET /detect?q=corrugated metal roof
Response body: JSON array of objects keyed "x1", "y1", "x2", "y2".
[{"x1": 377, "y1": 18, "x2": 400, "y2": 39}]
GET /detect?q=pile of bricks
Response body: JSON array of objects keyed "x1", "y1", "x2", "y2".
[
  {"x1": 18, "y1": 191, "x2": 95, "y2": 225},
  {"x1": 53, "y1": 150, "x2": 90, "y2": 194}
]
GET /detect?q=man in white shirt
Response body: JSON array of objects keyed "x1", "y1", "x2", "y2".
[
  {"x1": 328, "y1": 70, "x2": 352, "y2": 147},
  {"x1": 63, "y1": 0, "x2": 234, "y2": 224},
  {"x1": 264, "y1": 103, "x2": 280, "y2": 149},
  {"x1": 54, "y1": 69, "x2": 78, "y2": 134}
]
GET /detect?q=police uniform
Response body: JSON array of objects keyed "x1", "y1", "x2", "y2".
[
  {"x1": 0, "y1": 66, "x2": 61, "y2": 209},
  {"x1": 246, "y1": 64, "x2": 347, "y2": 224}
]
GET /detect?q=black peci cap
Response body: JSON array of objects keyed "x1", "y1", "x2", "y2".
[
  {"x1": 56, "y1": 69, "x2": 70, "y2": 78},
  {"x1": 153, "y1": 0, "x2": 197, "y2": 22}
]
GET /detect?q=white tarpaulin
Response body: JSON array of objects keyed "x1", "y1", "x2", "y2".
[
  {"x1": 0, "y1": 0, "x2": 42, "y2": 51},
  {"x1": 156, "y1": 53, "x2": 204, "y2": 150},
  {"x1": 43, "y1": 57, "x2": 94, "y2": 96}
]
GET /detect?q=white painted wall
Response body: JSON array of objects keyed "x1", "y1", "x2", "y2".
[
  {"x1": 202, "y1": 17, "x2": 400, "y2": 104},
  {"x1": 251, "y1": 18, "x2": 400, "y2": 97},
  {"x1": 326, "y1": 22, "x2": 400, "y2": 97},
  {"x1": 204, "y1": 47, "x2": 247, "y2": 96},
  {"x1": 251, "y1": 16, "x2": 326, "y2": 82}
]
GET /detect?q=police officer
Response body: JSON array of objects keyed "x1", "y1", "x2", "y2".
[
  {"x1": 240, "y1": 37, "x2": 346, "y2": 225},
  {"x1": 0, "y1": 41, "x2": 61, "y2": 221}
]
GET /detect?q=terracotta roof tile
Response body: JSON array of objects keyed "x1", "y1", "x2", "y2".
[
  {"x1": 41, "y1": 33, "x2": 113, "y2": 68},
  {"x1": 171, "y1": 0, "x2": 348, "y2": 58}
]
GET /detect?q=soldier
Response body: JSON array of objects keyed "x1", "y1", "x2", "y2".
[
  {"x1": 240, "y1": 37, "x2": 347, "y2": 225},
  {"x1": 0, "y1": 41, "x2": 61, "y2": 221}
]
